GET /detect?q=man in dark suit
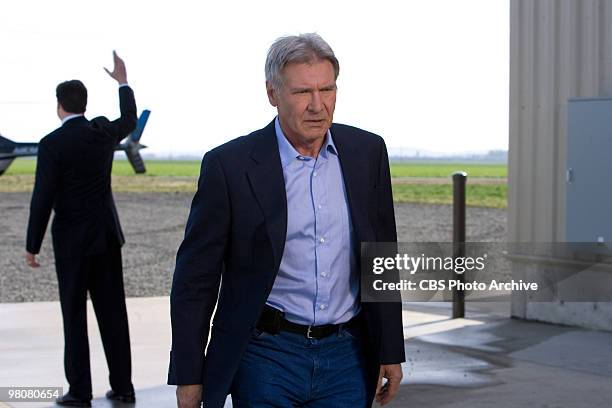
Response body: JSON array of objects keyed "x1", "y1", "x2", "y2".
[
  {"x1": 25, "y1": 51, "x2": 137, "y2": 407},
  {"x1": 169, "y1": 33, "x2": 405, "y2": 408}
]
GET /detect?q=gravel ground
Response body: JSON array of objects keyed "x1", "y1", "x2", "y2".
[{"x1": 0, "y1": 193, "x2": 506, "y2": 303}]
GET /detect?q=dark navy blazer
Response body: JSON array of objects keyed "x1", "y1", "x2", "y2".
[
  {"x1": 26, "y1": 87, "x2": 137, "y2": 259},
  {"x1": 168, "y1": 120, "x2": 405, "y2": 408}
]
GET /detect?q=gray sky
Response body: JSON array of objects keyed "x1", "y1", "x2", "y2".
[{"x1": 1, "y1": 0, "x2": 509, "y2": 156}]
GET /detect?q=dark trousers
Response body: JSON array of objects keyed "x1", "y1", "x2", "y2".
[{"x1": 55, "y1": 242, "x2": 133, "y2": 400}]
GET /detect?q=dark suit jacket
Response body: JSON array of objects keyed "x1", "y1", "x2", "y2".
[
  {"x1": 168, "y1": 120, "x2": 405, "y2": 408},
  {"x1": 26, "y1": 86, "x2": 137, "y2": 259}
]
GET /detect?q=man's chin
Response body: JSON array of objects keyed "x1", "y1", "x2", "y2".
[{"x1": 302, "y1": 124, "x2": 330, "y2": 138}]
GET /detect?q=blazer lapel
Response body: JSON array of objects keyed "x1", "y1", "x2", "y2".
[
  {"x1": 332, "y1": 124, "x2": 375, "y2": 243},
  {"x1": 246, "y1": 121, "x2": 288, "y2": 270}
]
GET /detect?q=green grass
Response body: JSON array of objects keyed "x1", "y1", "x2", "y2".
[
  {"x1": 390, "y1": 162, "x2": 506, "y2": 178},
  {"x1": 392, "y1": 184, "x2": 507, "y2": 208},
  {"x1": 111, "y1": 160, "x2": 203, "y2": 176},
  {"x1": 3, "y1": 158, "x2": 37, "y2": 175},
  {"x1": 5, "y1": 158, "x2": 203, "y2": 177},
  {"x1": 7, "y1": 159, "x2": 507, "y2": 179},
  {"x1": 2, "y1": 159, "x2": 507, "y2": 208}
]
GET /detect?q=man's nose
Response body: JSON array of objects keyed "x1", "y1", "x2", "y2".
[{"x1": 308, "y1": 91, "x2": 322, "y2": 113}]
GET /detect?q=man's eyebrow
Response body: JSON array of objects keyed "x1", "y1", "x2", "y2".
[
  {"x1": 289, "y1": 87, "x2": 312, "y2": 93},
  {"x1": 289, "y1": 84, "x2": 337, "y2": 92}
]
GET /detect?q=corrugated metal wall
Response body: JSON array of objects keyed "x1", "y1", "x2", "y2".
[
  {"x1": 510, "y1": 0, "x2": 612, "y2": 328},
  {"x1": 510, "y1": 0, "x2": 612, "y2": 242}
]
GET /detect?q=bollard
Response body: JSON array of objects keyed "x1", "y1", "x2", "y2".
[{"x1": 452, "y1": 171, "x2": 467, "y2": 318}]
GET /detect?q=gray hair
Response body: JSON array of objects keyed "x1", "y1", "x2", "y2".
[{"x1": 265, "y1": 33, "x2": 340, "y2": 90}]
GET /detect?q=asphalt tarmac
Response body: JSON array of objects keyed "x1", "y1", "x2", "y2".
[{"x1": 0, "y1": 192, "x2": 507, "y2": 303}]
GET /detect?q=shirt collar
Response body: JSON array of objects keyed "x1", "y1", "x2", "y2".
[
  {"x1": 61, "y1": 113, "x2": 85, "y2": 125},
  {"x1": 274, "y1": 117, "x2": 337, "y2": 169}
]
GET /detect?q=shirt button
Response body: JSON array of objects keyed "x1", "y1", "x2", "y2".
[
  {"x1": 321, "y1": 271, "x2": 328, "y2": 277},
  {"x1": 319, "y1": 237, "x2": 325, "y2": 243},
  {"x1": 317, "y1": 204, "x2": 322, "y2": 210},
  {"x1": 319, "y1": 304, "x2": 327, "y2": 310},
  {"x1": 313, "y1": 171, "x2": 318, "y2": 177}
]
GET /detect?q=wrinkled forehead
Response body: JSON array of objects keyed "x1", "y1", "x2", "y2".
[{"x1": 279, "y1": 59, "x2": 337, "y2": 89}]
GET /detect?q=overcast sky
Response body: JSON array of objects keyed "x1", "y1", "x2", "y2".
[{"x1": 1, "y1": 0, "x2": 509, "y2": 156}]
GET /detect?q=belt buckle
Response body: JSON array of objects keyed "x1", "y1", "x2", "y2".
[{"x1": 306, "y1": 325, "x2": 314, "y2": 339}]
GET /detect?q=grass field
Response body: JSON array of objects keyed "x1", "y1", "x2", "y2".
[
  {"x1": 1, "y1": 159, "x2": 507, "y2": 208},
  {"x1": 4, "y1": 159, "x2": 203, "y2": 177},
  {"x1": 392, "y1": 184, "x2": 506, "y2": 208},
  {"x1": 6, "y1": 159, "x2": 506, "y2": 179},
  {"x1": 390, "y1": 162, "x2": 506, "y2": 178}
]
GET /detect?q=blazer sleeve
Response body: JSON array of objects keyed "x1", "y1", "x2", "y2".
[
  {"x1": 26, "y1": 140, "x2": 60, "y2": 254},
  {"x1": 92, "y1": 86, "x2": 137, "y2": 143},
  {"x1": 168, "y1": 151, "x2": 230, "y2": 385},
  {"x1": 375, "y1": 138, "x2": 406, "y2": 365}
]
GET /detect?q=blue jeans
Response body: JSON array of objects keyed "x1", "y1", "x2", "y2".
[{"x1": 230, "y1": 325, "x2": 368, "y2": 407}]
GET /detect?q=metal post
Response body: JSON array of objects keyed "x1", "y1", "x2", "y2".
[{"x1": 452, "y1": 171, "x2": 467, "y2": 318}]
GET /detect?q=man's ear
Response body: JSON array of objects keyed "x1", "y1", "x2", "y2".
[{"x1": 266, "y1": 82, "x2": 278, "y2": 107}]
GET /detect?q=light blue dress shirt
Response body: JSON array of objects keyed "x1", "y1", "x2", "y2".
[{"x1": 266, "y1": 117, "x2": 359, "y2": 326}]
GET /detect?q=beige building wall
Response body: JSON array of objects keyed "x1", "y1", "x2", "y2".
[{"x1": 509, "y1": 0, "x2": 612, "y2": 329}]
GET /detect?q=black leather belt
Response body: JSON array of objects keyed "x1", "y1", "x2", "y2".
[{"x1": 256, "y1": 304, "x2": 360, "y2": 340}]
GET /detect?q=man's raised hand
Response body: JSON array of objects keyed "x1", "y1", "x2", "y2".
[{"x1": 104, "y1": 50, "x2": 128, "y2": 84}]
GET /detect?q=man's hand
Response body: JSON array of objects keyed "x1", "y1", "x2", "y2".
[
  {"x1": 375, "y1": 364, "x2": 402, "y2": 406},
  {"x1": 25, "y1": 252, "x2": 40, "y2": 268},
  {"x1": 104, "y1": 50, "x2": 128, "y2": 84},
  {"x1": 176, "y1": 384, "x2": 202, "y2": 408}
]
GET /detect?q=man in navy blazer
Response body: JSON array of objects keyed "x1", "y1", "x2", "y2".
[
  {"x1": 25, "y1": 52, "x2": 137, "y2": 406},
  {"x1": 169, "y1": 34, "x2": 405, "y2": 408}
]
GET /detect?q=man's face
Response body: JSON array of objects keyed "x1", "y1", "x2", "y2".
[{"x1": 267, "y1": 59, "x2": 337, "y2": 143}]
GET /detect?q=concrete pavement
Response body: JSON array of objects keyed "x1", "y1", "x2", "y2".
[
  {"x1": 0, "y1": 298, "x2": 611, "y2": 407},
  {"x1": 392, "y1": 302, "x2": 612, "y2": 407}
]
